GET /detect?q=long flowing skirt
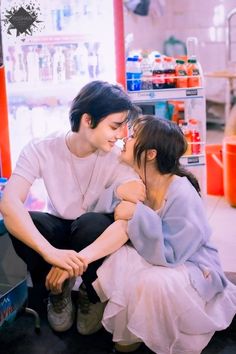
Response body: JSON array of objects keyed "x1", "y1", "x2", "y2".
[{"x1": 93, "y1": 245, "x2": 236, "y2": 354}]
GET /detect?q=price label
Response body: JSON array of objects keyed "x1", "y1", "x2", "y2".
[{"x1": 186, "y1": 89, "x2": 198, "y2": 96}]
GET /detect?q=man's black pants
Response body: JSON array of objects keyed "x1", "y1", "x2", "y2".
[{"x1": 9, "y1": 211, "x2": 114, "y2": 303}]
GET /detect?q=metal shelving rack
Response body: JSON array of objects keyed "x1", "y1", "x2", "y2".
[{"x1": 128, "y1": 85, "x2": 207, "y2": 193}]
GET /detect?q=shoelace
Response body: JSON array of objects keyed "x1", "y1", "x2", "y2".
[
  {"x1": 78, "y1": 288, "x2": 91, "y2": 314},
  {"x1": 50, "y1": 293, "x2": 70, "y2": 313}
]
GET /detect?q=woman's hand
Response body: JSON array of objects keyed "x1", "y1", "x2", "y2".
[
  {"x1": 41, "y1": 247, "x2": 88, "y2": 277},
  {"x1": 116, "y1": 180, "x2": 146, "y2": 203},
  {"x1": 114, "y1": 201, "x2": 137, "y2": 221},
  {"x1": 45, "y1": 266, "x2": 70, "y2": 294}
]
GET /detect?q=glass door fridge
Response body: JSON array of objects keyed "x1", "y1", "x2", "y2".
[{"x1": 0, "y1": 0, "x2": 125, "y2": 209}]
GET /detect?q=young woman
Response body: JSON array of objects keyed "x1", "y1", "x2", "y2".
[{"x1": 47, "y1": 115, "x2": 236, "y2": 353}]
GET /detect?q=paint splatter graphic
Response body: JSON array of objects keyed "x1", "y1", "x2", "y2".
[{"x1": 1, "y1": 1, "x2": 44, "y2": 39}]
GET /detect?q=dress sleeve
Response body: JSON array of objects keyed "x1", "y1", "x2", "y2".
[{"x1": 127, "y1": 183, "x2": 211, "y2": 266}]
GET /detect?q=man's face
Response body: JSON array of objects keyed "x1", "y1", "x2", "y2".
[{"x1": 88, "y1": 111, "x2": 128, "y2": 152}]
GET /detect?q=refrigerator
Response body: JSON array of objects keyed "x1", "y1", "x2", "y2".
[{"x1": 0, "y1": 0, "x2": 125, "y2": 209}]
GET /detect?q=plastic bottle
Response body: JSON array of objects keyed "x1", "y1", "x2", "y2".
[
  {"x1": 88, "y1": 51, "x2": 98, "y2": 79},
  {"x1": 187, "y1": 58, "x2": 201, "y2": 87},
  {"x1": 26, "y1": 46, "x2": 40, "y2": 82},
  {"x1": 126, "y1": 57, "x2": 141, "y2": 91},
  {"x1": 52, "y1": 47, "x2": 66, "y2": 82},
  {"x1": 186, "y1": 36, "x2": 198, "y2": 60},
  {"x1": 175, "y1": 59, "x2": 188, "y2": 88},
  {"x1": 179, "y1": 120, "x2": 192, "y2": 155},
  {"x1": 64, "y1": 44, "x2": 77, "y2": 80},
  {"x1": 140, "y1": 52, "x2": 152, "y2": 90},
  {"x1": 74, "y1": 43, "x2": 89, "y2": 78},
  {"x1": 152, "y1": 58, "x2": 165, "y2": 89},
  {"x1": 163, "y1": 56, "x2": 176, "y2": 88},
  {"x1": 14, "y1": 47, "x2": 26, "y2": 82},
  {"x1": 39, "y1": 46, "x2": 52, "y2": 81},
  {"x1": 189, "y1": 118, "x2": 201, "y2": 154}
]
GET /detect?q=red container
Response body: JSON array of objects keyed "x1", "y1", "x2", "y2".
[
  {"x1": 223, "y1": 136, "x2": 236, "y2": 207},
  {"x1": 206, "y1": 144, "x2": 224, "y2": 196}
]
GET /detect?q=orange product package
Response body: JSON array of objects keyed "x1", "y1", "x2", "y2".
[
  {"x1": 187, "y1": 58, "x2": 201, "y2": 87},
  {"x1": 175, "y1": 59, "x2": 188, "y2": 88}
]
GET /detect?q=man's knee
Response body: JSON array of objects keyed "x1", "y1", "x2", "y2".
[{"x1": 70, "y1": 212, "x2": 114, "y2": 249}]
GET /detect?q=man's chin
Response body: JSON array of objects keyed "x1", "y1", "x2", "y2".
[{"x1": 100, "y1": 145, "x2": 113, "y2": 153}]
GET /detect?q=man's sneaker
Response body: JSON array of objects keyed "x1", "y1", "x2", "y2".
[
  {"x1": 47, "y1": 278, "x2": 75, "y2": 332},
  {"x1": 77, "y1": 284, "x2": 105, "y2": 335}
]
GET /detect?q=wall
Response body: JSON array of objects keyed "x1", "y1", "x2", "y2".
[{"x1": 123, "y1": 0, "x2": 236, "y2": 101}]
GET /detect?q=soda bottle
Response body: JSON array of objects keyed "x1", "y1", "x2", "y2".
[
  {"x1": 163, "y1": 56, "x2": 176, "y2": 88},
  {"x1": 179, "y1": 120, "x2": 192, "y2": 155},
  {"x1": 187, "y1": 58, "x2": 201, "y2": 87},
  {"x1": 140, "y1": 52, "x2": 152, "y2": 90},
  {"x1": 189, "y1": 118, "x2": 201, "y2": 154},
  {"x1": 175, "y1": 59, "x2": 187, "y2": 88},
  {"x1": 152, "y1": 58, "x2": 165, "y2": 89},
  {"x1": 126, "y1": 57, "x2": 141, "y2": 91}
]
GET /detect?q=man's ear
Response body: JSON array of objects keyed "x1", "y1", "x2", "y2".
[
  {"x1": 81, "y1": 113, "x2": 92, "y2": 127},
  {"x1": 147, "y1": 149, "x2": 157, "y2": 161}
]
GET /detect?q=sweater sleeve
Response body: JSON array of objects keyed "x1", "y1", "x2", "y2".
[
  {"x1": 127, "y1": 182, "x2": 211, "y2": 266},
  {"x1": 92, "y1": 162, "x2": 140, "y2": 213}
]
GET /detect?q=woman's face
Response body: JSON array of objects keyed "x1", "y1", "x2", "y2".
[{"x1": 120, "y1": 129, "x2": 137, "y2": 168}]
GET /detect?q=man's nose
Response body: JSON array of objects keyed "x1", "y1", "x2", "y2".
[{"x1": 115, "y1": 124, "x2": 128, "y2": 139}]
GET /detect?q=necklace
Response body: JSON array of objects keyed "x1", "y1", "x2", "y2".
[{"x1": 66, "y1": 131, "x2": 99, "y2": 203}]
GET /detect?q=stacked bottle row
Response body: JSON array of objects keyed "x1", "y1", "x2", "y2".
[
  {"x1": 5, "y1": 42, "x2": 104, "y2": 84},
  {"x1": 179, "y1": 118, "x2": 202, "y2": 155},
  {"x1": 126, "y1": 53, "x2": 201, "y2": 92},
  {"x1": 42, "y1": 0, "x2": 109, "y2": 33}
]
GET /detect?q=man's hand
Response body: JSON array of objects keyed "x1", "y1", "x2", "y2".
[
  {"x1": 116, "y1": 180, "x2": 146, "y2": 203},
  {"x1": 42, "y1": 248, "x2": 88, "y2": 277},
  {"x1": 46, "y1": 266, "x2": 70, "y2": 294},
  {"x1": 114, "y1": 201, "x2": 137, "y2": 221}
]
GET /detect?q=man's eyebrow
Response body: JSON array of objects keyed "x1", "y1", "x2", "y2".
[{"x1": 112, "y1": 118, "x2": 129, "y2": 127}]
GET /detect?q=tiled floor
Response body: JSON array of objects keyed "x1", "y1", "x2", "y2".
[{"x1": 206, "y1": 195, "x2": 236, "y2": 273}]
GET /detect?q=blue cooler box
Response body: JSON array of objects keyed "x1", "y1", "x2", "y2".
[{"x1": 0, "y1": 278, "x2": 28, "y2": 329}]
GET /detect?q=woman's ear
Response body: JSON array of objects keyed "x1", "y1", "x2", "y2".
[{"x1": 147, "y1": 149, "x2": 157, "y2": 161}]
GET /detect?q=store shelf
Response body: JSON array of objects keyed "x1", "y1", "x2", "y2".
[
  {"x1": 17, "y1": 34, "x2": 92, "y2": 45},
  {"x1": 180, "y1": 153, "x2": 205, "y2": 167},
  {"x1": 128, "y1": 87, "x2": 204, "y2": 102},
  {"x1": 7, "y1": 79, "x2": 88, "y2": 105}
]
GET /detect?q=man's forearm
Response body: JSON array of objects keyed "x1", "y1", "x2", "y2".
[{"x1": 1, "y1": 197, "x2": 52, "y2": 256}]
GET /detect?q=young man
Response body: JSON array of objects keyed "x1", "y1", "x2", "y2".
[{"x1": 0, "y1": 81, "x2": 145, "y2": 334}]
